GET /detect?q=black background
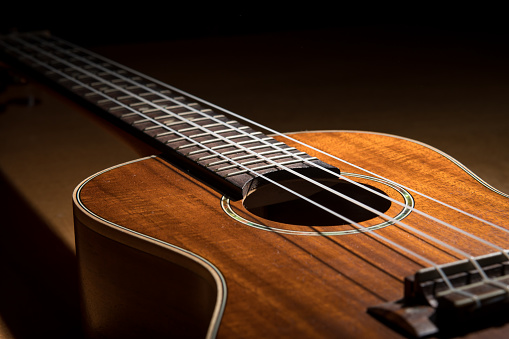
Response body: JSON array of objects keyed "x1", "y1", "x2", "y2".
[{"x1": 2, "y1": 3, "x2": 509, "y2": 47}]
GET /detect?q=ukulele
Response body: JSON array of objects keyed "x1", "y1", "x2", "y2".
[{"x1": 2, "y1": 31, "x2": 508, "y2": 339}]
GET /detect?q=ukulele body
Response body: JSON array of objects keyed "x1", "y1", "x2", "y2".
[{"x1": 73, "y1": 130, "x2": 509, "y2": 338}]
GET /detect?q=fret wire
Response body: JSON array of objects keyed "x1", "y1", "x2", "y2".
[
  {"x1": 144, "y1": 125, "x2": 168, "y2": 131},
  {"x1": 214, "y1": 125, "x2": 249, "y2": 133},
  {"x1": 165, "y1": 137, "x2": 186, "y2": 144},
  {"x1": 227, "y1": 132, "x2": 262, "y2": 139},
  {"x1": 189, "y1": 126, "x2": 244, "y2": 139},
  {"x1": 178, "y1": 126, "x2": 204, "y2": 133},
  {"x1": 206, "y1": 159, "x2": 232, "y2": 167},
  {"x1": 226, "y1": 159, "x2": 316, "y2": 177},
  {"x1": 132, "y1": 118, "x2": 150, "y2": 125},
  {"x1": 180, "y1": 121, "x2": 240, "y2": 134},
  {"x1": 103, "y1": 88, "x2": 121, "y2": 94},
  {"x1": 187, "y1": 130, "x2": 214, "y2": 137},
  {"x1": 121, "y1": 112, "x2": 139, "y2": 118},
  {"x1": 153, "y1": 112, "x2": 195, "y2": 120},
  {"x1": 163, "y1": 119, "x2": 196, "y2": 127},
  {"x1": 8, "y1": 35, "x2": 508, "y2": 278},
  {"x1": 155, "y1": 130, "x2": 178, "y2": 137},
  {"x1": 138, "y1": 103, "x2": 182, "y2": 113},
  {"x1": 208, "y1": 149, "x2": 296, "y2": 166},
  {"x1": 177, "y1": 138, "x2": 223, "y2": 149},
  {"x1": 236, "y1": 137, "x2": 272, "y2": 145},
  {"x1": 177, "y1": 132, "x2": 266, "y2": 150},
  {"x1": 179, "y1": 119, "x2": 231, "y2": 133},
  {"x1": 258, "y1": 148, "x2": 300, "y2": 157},
  {"x1": 188, "y1": 115, "x2": 225, "y2": 122},
  {"x1": 216, "y1": 153, "x2": 309, "y2": 172},
  {"x1": 197, "y1": 142, "x2": 286, "y2": 161}
]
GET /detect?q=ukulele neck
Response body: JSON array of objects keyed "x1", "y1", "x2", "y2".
[{"x1": 0, "y1": 31, "x2": 334, "y2": 199}]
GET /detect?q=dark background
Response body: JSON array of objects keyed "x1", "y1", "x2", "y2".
[{"x1": 2, "y1": 3, "x2": 509, "y2": 46}]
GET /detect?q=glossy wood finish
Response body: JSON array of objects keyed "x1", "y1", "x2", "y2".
[{"x1": 74, "y1": 131, "x2": 509, "y2": 338}]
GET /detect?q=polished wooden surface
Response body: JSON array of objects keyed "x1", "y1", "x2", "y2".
[{"x1": 75, "y1": 131, "x2": 509, "y2": 338}]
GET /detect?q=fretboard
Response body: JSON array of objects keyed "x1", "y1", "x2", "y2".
[{"x1": 0, "y1": 31, "x2": 333, "y2": 199}]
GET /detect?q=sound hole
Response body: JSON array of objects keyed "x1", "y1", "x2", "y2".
[{"x1": 243, "y1": 170, "x2": 391, "y2": 227}]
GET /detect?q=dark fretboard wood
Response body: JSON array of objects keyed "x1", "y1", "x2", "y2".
[{"x1": 0, "y1": 31, "x2": 336, "y2": 199}]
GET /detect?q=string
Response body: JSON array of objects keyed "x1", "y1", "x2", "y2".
[{"x1": 4, "y1": 33, "x2": 509, "y2": 297}]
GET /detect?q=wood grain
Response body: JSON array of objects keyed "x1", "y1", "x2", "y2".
[{"x1": 74, "y1": 131, "x2": 509, "y2": 338}]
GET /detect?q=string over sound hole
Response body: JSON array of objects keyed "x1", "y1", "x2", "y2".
[{"x1": 242, "y1": 170, "x2": 392, "y2": 227}]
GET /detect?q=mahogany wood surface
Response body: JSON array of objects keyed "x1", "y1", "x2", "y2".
[{"x1": 74, "y1": 131, "x2": 509, "y2": 338}]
